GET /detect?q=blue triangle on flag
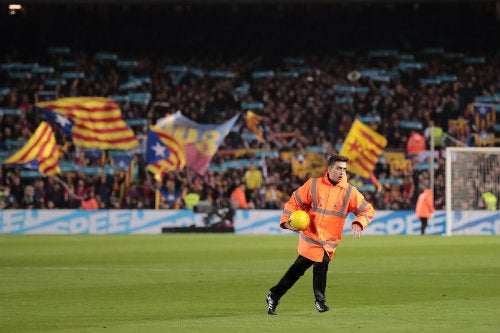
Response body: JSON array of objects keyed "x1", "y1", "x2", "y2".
[
  {"x1": 146, "y1": 130, "x2": 171, "y2": 165},
  {"x1": 40, "y1": 109, "x2": 74, "y2": 137}
]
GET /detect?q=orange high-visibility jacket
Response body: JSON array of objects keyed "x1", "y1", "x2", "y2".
[
  {"x1": 280, "y1": 173, "x2": 375, "y2": 262},
  {"x1": 415, "y1": 189, "x2": 434, "y2": 218},
  {"x1": 81, "y1": 197, "x2": 98, "y2": 210},
  {"x1": 406, "y1": 131, "x2": 426, "y2": 155}
]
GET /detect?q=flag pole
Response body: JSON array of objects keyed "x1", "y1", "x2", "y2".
[
  {"x1": 145, "y1": 172, "x2": 161, "y2": 210},
  {"x1": 50, "y1": 175, "x2": 83, "y2": 201}
]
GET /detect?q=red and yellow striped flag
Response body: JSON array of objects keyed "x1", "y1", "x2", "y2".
[
  {"x1": 4, "y1": 121, "x2": 61, "y2": 175},
  {"x1": 36, "y1": 97, "x2": 139, "y2": 150},
  {"x1": 339, "y1": 119, "x2": 387, "y2": 178}
]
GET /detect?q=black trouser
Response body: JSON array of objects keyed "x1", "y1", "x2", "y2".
[
  {"x1": 420, "y1": 217, "x2": 428, "y2": 235},
  {"x1": 269, "y1": 252, "x2": 330, "y2": 302}
]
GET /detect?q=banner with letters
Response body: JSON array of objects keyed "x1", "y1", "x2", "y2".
[
  {"x1": 1, "y1": 209, "x2": 499, "y2": 235},
  {"x1": 0, "y1": 210, "x2": 205, "y2": 234},
  {"x1": 233, "y1": 210, "x2": 500, "y2": 235},
  {"x1": 155, "y1": 111, "x2": 239, "y2": 175}
]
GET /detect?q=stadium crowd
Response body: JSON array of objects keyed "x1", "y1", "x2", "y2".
[
  {"x1": 1, "y1": 48, "x2": 499, "y2": 212},
  {"x1": 0, "y1": 4, "x2": 499, "y2": 212}
]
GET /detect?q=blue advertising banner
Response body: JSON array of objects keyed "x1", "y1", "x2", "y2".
[
  {"x1": 0, "y1": 210, "x2": 204, "y2": 234},
  {"x1": 1, "y1": 210, "x2": 498, "y2": 235},
  {"x1": 234, "y1": 210, "x2": 499, "y2": 236}
]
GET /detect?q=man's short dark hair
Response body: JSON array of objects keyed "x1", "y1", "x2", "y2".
[{"x1": 327, "y1": 154, "x2": 349, "y2": 166}]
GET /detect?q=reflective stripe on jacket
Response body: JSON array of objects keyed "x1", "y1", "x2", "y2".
[{"x1": 280, "y1": 172, "x2": 375, "y2": 262}]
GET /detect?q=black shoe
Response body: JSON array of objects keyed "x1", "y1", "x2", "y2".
[
  {"x1": 266, "y1": 294, "x2": 278, "y2": 315},
  {"x1": 315, "y1": 300, "x2": 330, "y2": 313}
]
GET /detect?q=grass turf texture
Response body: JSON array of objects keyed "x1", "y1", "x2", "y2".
[{"x1": 0, "y1": 235, "x2": 499, "y2": 333}]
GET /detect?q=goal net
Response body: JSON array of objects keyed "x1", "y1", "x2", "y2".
[{"x1": 445, "y1": 147, "x2": 500, "y2": 235}]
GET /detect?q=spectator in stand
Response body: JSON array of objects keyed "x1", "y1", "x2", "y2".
[
  {"x1": 74, "y1": 179, "x2": 90, "y2": 201},
  {"x1": 242, "y1": 162, "x2": 263, "y2": 206},
  {"x1": 0, "y1": 186, "x2": 16, "y2": 208},
  {"x1": 230, "y1": 182, "x2": 249, "y2": 209},
  {"x1": 406, "y1": 130, "x2": 427, "y2": 160},
  {"x1": 182, "y1": 185, "x2": 201, "y2": 211},
  {"x1": 123, "y1": 195, "x2": 136, "y2": 209},
  {"x1": 424, "y1": 120, "x2": 443, "y2": 149},
  {"x1": 160, "y1": 179, "x2": 183, "y2": 209},
  {"x1": 260, "y1": 183, "x2": 284, "y2": 209},
  {"x1": 94, "y1": 194, "x2": 107, "y2": 209},
  {"x1": 108, "y1": 189, "x2": 122, "y2": 209},
  {"x1": 33, "y1": 179, "x2": 46, "y2": 204},
  {"x1": 8, "y1": 174, "x2": 24, "y2": 204},
  {"x1": 94, "y1": 174, "x2": 113, "y2": 207},
  {"x1": 124, "y1": 183, "x2": 141, "y2": 207},
  {"x1": 401, "y1": 175, "x2": 416, "y2": 207},
  {"x1": 20, "y1": 185, "x2": 41, "y2": 209},
  {"x1": 81, "y1": 193, "x2": 99, "y2": 210},
  {"x1": 481, "y1": 185, "x2": 498, "y2": 211}
]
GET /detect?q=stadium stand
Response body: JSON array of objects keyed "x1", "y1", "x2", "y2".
[{"x1": 1, "y1": 2, "x2": 499, "y2": 210}]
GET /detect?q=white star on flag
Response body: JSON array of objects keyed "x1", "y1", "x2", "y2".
[
  {"x1": 151, "y1": 142, "x2": 166, "y2": 157},
  {"x1": 55, "y1": 113, "x2": 71, "y2": 127}
]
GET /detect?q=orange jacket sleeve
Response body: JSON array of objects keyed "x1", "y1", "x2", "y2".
[
  {"x1": 348, "y1": 186, "x2": 375, "y2": 230},
  {"x1": 279, "y1": 178, "x2": 313, "y2": 229}
]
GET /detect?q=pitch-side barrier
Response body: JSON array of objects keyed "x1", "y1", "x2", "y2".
[{"x1": 0, "y1": 209, "x2": 498, "y2": 235}]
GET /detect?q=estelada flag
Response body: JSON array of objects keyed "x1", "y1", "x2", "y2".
[
  {"x1": 146, "y1": 126, "x2": 186, "y2": 181},
  {"x1": 339, "y1": 119, "x2": 387, "y2": 178},
  {"x1": 470, "y1": 103, "x2": 496, "y2": 132},
  {"x1": 3, "y1": 121, "x2": 61, "y2": 175},
  {"x1": 36, "y1": 97, "x2": 139, "y2": 150}
]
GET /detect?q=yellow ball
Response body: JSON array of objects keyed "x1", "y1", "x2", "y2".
[{"x1": 289, "y1": 210, "x2": 310, "y2": 231}]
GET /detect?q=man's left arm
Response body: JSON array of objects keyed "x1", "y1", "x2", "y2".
[{"x1": 349, "y1": 188, "x2": 376, "y2": 236}]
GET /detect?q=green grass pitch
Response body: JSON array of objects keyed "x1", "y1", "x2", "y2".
[{"x1": 0, "y1": 234, "x2": 499, "y2": 333}]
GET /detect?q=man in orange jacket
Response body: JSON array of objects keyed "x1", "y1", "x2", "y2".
[
  {"x1": 415, "y1": 188, "x2": 435, "y2": 235},
  {"x1": 266, "y1": 154, "x2": 375, "y2": 315}
]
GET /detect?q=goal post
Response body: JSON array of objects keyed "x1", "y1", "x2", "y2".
[{"x1": 445, "y1": 147, "x2": 500, "y2": 236}]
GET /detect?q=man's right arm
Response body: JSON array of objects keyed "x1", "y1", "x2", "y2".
[{"x1": 279, "y1": 179, "x2": 313, "y2": 229}]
